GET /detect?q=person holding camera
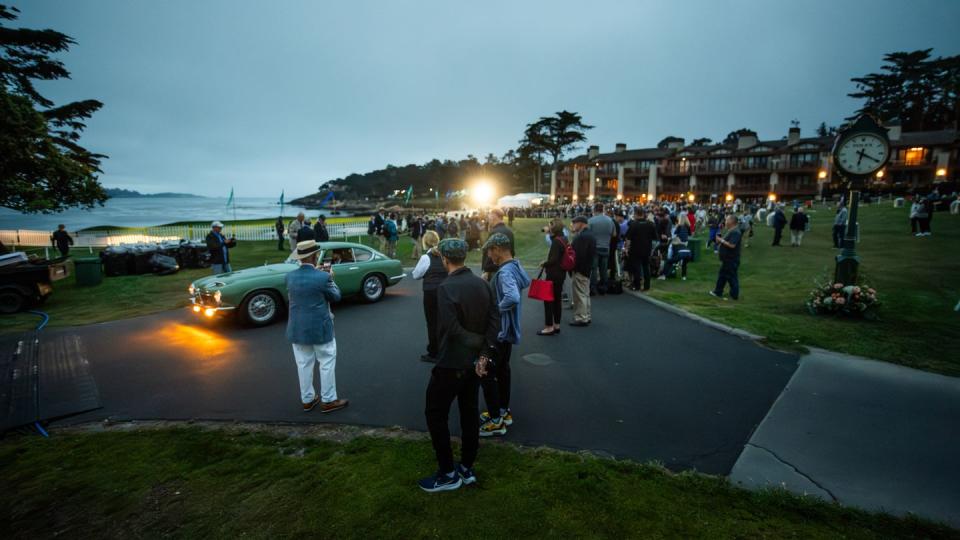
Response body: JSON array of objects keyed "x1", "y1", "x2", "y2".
[
  {"x1": 709, "y1": 215, "x2": 742, "y2": 301},
  {"x1": 286, "y1": 240, "x2": 349, "y2": 414},
  {"x1": 206, "y1": 221, "x2": 237, "y2": 274}
]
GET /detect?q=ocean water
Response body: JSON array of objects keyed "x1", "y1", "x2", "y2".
[{"x1": 0, "y1": 197, "x2": 345, "y2": 231}]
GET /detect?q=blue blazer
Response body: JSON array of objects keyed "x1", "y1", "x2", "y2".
[{"x1": 285, "y1": 265, "x2": 341, "y2": 345}]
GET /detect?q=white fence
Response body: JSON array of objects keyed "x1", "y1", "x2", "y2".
[{"x1": 0, "y1": 221, "x2": 370, "y2": 248}]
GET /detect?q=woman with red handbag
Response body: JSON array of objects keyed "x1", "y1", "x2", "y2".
[{"x1": 536, "y1": 221, "x2": 567, "y2": 336}]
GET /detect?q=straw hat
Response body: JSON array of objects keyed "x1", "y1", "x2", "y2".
[{"x1": 292, "y1": 239, "x2": 320, "y2": 259}]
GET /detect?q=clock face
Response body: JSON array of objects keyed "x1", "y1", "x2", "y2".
[{"x1": 835, "y1": 133, "x2": 889, "y2": 176}]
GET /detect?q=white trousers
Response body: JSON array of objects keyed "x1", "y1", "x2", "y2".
[{"x1": 291, "y1": 340, "x2": 337, "y2": 404}]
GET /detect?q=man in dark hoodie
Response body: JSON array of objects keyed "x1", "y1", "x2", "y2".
[
  {"x1": 478, "y1": 233, "x2": 530, "y2": 437},
  {"x1": 419, "y1": 238, "x2": 500, "y2": 493}
]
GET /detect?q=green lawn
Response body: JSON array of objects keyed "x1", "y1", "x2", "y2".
[
  {"x1": 1, "y1": 426, "x2": 955, "y2": 539},
  {"x1": 4, "y1": 208, "x2": 958, "y2": 376}
]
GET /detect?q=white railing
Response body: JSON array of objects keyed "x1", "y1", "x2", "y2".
[{"x1": 0, "y1": 220, "x2": 370, "y2": 248}]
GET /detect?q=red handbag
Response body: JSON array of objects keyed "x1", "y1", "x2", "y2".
[{"x1": 528, "y1": 269, "x2": 554, "y2": 302}]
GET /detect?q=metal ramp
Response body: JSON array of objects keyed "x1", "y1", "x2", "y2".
[{"x1": 0, "y1": 332, "x2": 101, "y2": 431}]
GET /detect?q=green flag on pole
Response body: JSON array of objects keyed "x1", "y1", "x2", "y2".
[
  {"x1": 404, "y1": 185, "x2": 413, "y2": 205},
  {"x1": 226, "y1": 187, "x2": 234, "y2": 209},
  {"x1": 279, "y1": 189, "x2": 285, "y2": 216}
]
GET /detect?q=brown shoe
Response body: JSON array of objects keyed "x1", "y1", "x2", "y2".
[
  {"x1": 302, "y1": 396, "x2": 322, "y2": 412},
  {"x1": 321, "y1": 398, "x2": 349, "y2": 413}
]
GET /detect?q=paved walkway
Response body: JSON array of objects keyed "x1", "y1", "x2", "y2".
[
  {"x1": 730, "y1": 348, "x2": 960, "y2": 527},
  {"x1": 43, "y1": 276, "x2": 795, "y2": 475}
]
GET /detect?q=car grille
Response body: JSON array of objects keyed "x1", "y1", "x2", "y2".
[{"x1": 195, "y1": 292, "x2": 219, "y2": 307}]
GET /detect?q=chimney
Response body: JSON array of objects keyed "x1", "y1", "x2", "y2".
[
  {"x1": 615, "y1": 143, "x2": 627, "y2": 153},
  {"x1": 788, "y1": 127, "x2": 800, "y2": 145},
  {"x1": 666, "y1": 138, "x2": 685, "y2": 150},
  {"x1": 588, "y1": 145, "x2": 600, "y2": 159},
  {"x1": 737, "y1": 134, "x2": 758, "y2": 150},
  {"x1": 886, "y1": 119, "x2": 902, "y2": 141}
]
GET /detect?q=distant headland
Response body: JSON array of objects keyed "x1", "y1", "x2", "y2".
[{"x1": 105, "y1": 188, "x2": 201, "y2": 198}]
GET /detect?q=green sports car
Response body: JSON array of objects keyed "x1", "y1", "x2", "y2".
[{"x1": 188, "y1": 241, "x2": 406, "y2": 326}]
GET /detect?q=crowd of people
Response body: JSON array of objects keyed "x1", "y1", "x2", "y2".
[{"x1": 278, "y1": 188, "x2": 955, "y2": 493}]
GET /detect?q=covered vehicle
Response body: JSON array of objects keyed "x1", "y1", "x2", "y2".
[
  {"x1": 0, "y1": 252, "x2": 70, "y2": 313},
  {"x1": 187, "y1": 242, "x2": 406, "y2": 326}
]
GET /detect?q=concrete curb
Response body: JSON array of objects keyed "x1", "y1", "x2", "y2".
[{"x1": 624, "y1": 288, "x2": 765, "y2": 341}]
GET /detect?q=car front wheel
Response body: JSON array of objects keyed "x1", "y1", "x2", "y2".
[
  {"x1": 361, "y1": 274, "x2": 385, "y2": 303},
  {"x1": 240, "y1": 290, "x2": 282, "y2": 327},
  {"x1": 0, "y1": 289, "x2": 27, "y2": 314}
]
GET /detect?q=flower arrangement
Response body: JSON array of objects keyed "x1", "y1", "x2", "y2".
[{"x1": 806, "y1": 275, "x2": 880, "y2": 319}]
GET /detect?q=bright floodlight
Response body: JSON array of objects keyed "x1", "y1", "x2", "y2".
[{"x1": 471, "y1": 180, "x2": 495, "y2": 206}]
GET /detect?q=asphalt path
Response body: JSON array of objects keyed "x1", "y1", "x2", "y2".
[{"x1": 46, "y1": 271, "x2": 797, "y2": 475}]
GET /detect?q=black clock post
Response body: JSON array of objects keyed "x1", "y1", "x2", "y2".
[{"x1": 830, "y1": 115, "x2": 891, "y2": 286}]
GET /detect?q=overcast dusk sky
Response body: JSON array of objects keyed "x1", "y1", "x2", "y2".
[{"x1": 10, "y1": 0, "x2": 960, "y2": 197}]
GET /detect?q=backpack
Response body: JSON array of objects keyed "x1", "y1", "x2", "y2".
[{"x1": 560, "y1": 238, "x2": 576, "y2": 271}]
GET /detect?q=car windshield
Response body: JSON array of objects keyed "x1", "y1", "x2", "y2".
[{"x1": 321, "y1": 248, "x2": 354, "y2": 265}]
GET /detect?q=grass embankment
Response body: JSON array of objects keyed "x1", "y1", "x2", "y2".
[
  {"x1": 3, "y1": 207, "x2": 957, "y2": 376},
  {"x1": 1, "y1": 426, "x2": 955, "y2": 538}
]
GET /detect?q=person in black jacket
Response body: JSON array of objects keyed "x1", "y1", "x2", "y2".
[
  {"x1": 789, "y1": 207, "x2": 809, "y2": 247},
  {"x1": 771, "y1": 206, "x2": 787, "y2": 246},
  {"x1": 50, "y1": 224, "x2": 74, "y2": 257},
  {"x1": 419, "y1": 238, "x2": 499, "y2": 493},
  {"x1": 569, "y1": 216, "x2": 596, "y2": 326},
  {"x1": 538, "y1": 221, "x2": 567, "y2": 335},
  {"x1": 275, "y1": 217, "x2": 285, "y2": 251},
  {"x1": 313, "y1": 215, "x2": 330, "y2": 242},
  {"x1": 205, "y1": 221, "x2": 237, "y2": 274},
  {"x1": 624, "y1": 209, "x2": 657, "y2": 291},
  {"x1": 296, "y1": 219, "x2": 315, "y2": 242},
  {"x1": 481, "y1": 208, "x2": 514, "y2": 280}
]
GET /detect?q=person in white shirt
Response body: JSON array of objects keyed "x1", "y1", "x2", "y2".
[{"x1": 411, "y1": 230, "x2": 446, "y2": 363}]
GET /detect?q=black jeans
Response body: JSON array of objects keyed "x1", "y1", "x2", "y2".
[
  {"x1": 423, "y1": 288, "x2": 439, "y2": 357},
  {"x1": 629, "y1": 256, "x2": 650, "y2": 290},
  {"x1": 713, "y1": 259, "x2": 740, "y2": 300},
  {"x1": 543, "y1": 276, "x2": 564, "y2": 326},
  {"x1": 832, "y1": 224, "x2": 845, "y2": 248},
  {"x1": 772, "y1": 226, "x2": 784, "y2": 245},
  {"x1": 425, "y1": 366, "x2": 480, "y2": 474},
  {"x1": 481, "y1": 341, "x2": 512, "y2": 417},
  {"x1": 277, "y1": 234, "x2": 285, "y2": 251}
]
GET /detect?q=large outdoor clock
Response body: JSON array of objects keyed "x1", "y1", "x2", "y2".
[{"x1": 831, "y1": 115, "x2": 891, "y2": 178}]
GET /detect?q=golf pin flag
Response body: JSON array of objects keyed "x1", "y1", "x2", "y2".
[
  {"x1": 404, "y1": 185, "x2": 413, "y2": 204},
  {"x1": 320, "y1": 191, "x2": 335, "y2": 207},
  {"x1": 226, "y1": 187, "x2": 234, "y2": 209},
  {"x1": 279, "y1": 190, "x2": 284, "y2": 206}
]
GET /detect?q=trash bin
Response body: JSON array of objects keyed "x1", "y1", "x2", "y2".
[
  {"x1": 74, "y1": 257, "x2": 103, "y2": 286},
  {"x1": 687, "y1": 237, "x2": 702, "y2": 263}
]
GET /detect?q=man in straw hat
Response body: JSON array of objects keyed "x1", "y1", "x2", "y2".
[
  {"x1": 418, "y1": 238, "x2": 499, "y2": 492},
  {"x1": 285, "y1": 239, "x2": 349, "y2": 413}
]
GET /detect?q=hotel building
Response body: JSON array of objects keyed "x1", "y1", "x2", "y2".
[{"x1": 549, "y1": 125, "x2": 959, "y2": 202}]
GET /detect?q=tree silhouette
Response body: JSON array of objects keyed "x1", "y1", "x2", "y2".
[{"x1": 0, "y1": 5, "x2": 107, "y2": 213}]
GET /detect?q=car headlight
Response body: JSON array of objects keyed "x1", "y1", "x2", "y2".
[
  {"x1": 213, "y1": 290, "x2": 222, "y2": 304},
  {"x1": 188, "y1": 284, "x2": 195, "y2": 295}
]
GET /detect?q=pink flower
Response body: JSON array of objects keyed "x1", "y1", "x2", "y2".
[
  {"x1": 853, "y1": 286, "x2": 861, "y2": 294},
  {"x1": 868, "y1": 288, "x2": 876, "y2": 295},
  {"x1": 834, "y1": 283, "x2": 843, "y2": 289},
  {"x1": 836, "y1": 297, "x2": 846, "y2": 305}
]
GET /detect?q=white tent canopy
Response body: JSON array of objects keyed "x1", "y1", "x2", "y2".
[{"x1": 496, "y1": 193, "x2": 550, "y2": 208}]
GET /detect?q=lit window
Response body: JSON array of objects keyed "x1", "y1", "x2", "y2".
[{"x1": 904, "y1": 147, "x2": 926, "y2": 166}]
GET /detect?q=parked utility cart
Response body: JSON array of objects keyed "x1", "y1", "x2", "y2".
[{"x1": 0, "y1": 252, "x2": 70, "y2": 314}]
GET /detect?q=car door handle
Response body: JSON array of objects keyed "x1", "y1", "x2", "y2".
[{"x1": 349, "y1": 266, "x2": 359, "y2": 270}]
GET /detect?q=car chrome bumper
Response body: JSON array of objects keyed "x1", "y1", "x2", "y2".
[
  {"x1": 388, "y1": 272, "x2": 406, "y2": 284},
  {"x1": 189, "y1": 296, "x2": 235, "y2": 314}
]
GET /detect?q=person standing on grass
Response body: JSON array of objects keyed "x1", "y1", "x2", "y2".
[
  {"x1": 478, "y1": 233, "x2": 530, "y2": 437},
  {"x1": 624, "y1": 208, "x2": 656, "y2": 291},
  {"x1": 286, "y1": 240, "x2": 349, "y2": 414},
  {"x1": 771, "y1": 205, "x2": 787, "y2": 246},
  {"x1": 538, "y1": 221, "x2": 568, "y2": 335},
  {"x1": 569, "y1": 216, "x2": 596, "y2": 326},
  {"x1": 412, "y1": 230, "x2": 445, "y2": 363},
  {"x1": 275, "y1": 217, "x2": 285, "y2": 251},
  {"x1": 833, "y1": 203, "x2": 848, "y2": 248},
  {"x1": 313, "y1": 215, "x2": 330, "y2": 242},
  {"x1": 384, "y1": 213, "x2": 399, "y2": 258},
  {"x1": 710, "y1": 215, "x2": 742, "y2": 301},
  {"x1": 50, "y1": 224, "x2": 74, "y2": 258},
  {"x1": 288, "y1": 212, "x2": 306, "y2": 253},
  {"x1": 206, "y1": 221, "x2": 236, "y2": 274},
  {"x1": 789, "y1": 207, "x2": 809, "y2": 247},
  {"x1": 481, "y1": 209, "x2": 514, "y2": 281},
  {"x1": 420, "y1": 238, "x2": 499, "y2": 493},
  {"x1": 409, "y1": 214, "x2": 424, "y2": 259}
]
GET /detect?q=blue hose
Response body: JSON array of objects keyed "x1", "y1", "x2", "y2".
[{"x1": 27, "y1": 310, "x2": 49, "y2": 330}]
